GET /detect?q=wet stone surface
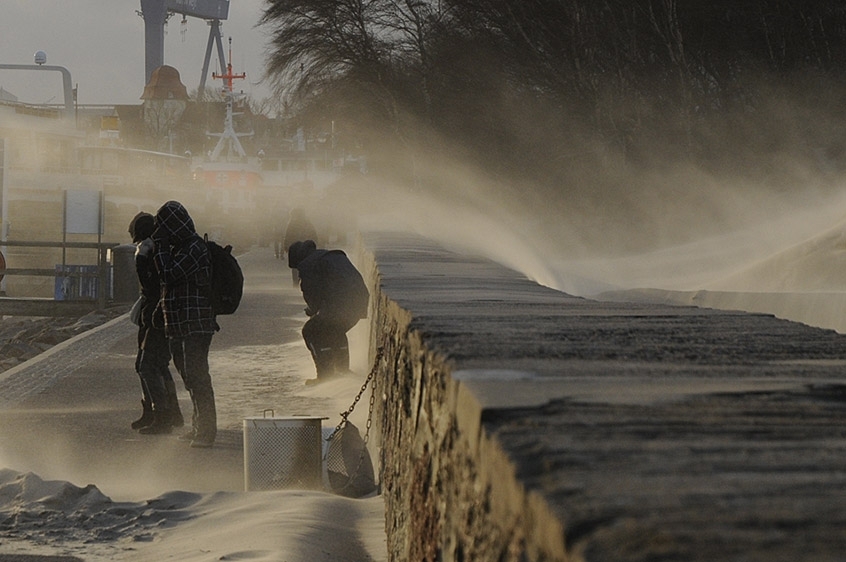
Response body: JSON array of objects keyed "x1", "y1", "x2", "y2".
[
  {"x1": 0, "y1": 308, "x2": 128, "y2": 374},
  {"x1": 0, "y1": 308, "x2": 132, "y2": 407}
]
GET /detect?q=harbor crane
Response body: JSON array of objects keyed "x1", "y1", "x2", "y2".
[{"x1": 138, "y1": 0, "x2": 230, "y2": 100}]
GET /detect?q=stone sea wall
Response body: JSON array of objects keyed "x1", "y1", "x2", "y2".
[
  {"x1": 356, "y1": 235, "x2": 568, "y2": 562},
  {"x1": 354, "y1": 233, "x2": 846, "y2": 562}
]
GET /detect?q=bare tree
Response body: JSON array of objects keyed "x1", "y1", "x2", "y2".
[{"x1": 258, "y1": 0, "x2": 846, "y2": 184}]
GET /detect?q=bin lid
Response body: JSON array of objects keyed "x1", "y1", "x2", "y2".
[
  {"x1": 243, "y1": 415, "x2": 328, "y2": 427},
  {"x1": 244, "y1": 415, "x2": 327, "y2": 421}
]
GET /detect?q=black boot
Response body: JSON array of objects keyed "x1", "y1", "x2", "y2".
[
  {"x1": 189, "y1": 387, "x2": 216, "y2": 448},
  {"x1": 331, "y1": 344, "x2": 351, "y2": 376},
  {"x1": 139, "y1": 408, "x2": 173, "y2": 435},
  {"x1": 313, "y1": 346, "x2": 337, "y2": 381},
  {"x1": 139, "y1": 372, "x2": 171, "y2": 434},
  {"x1": 164, "y1": 379, "x2": 184, "y2": 428},
  {"x1": 131, "y1": 399, "x2": 153, "y2": 430}
]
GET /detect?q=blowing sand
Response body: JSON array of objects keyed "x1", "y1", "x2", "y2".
[
  {"x1": 4, "y1": 200, "x2": 846, "y2": 561},
  {"x1": 0, "y1": 248, "x2": 387, "y2": 562}
]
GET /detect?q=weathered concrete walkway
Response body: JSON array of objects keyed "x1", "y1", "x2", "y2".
[
  {"x1": 360, "y1": 232, "x2": 846, "y2": 562},
  {"x1": 0, "y1": 247, "x2": 329, "y2": 500},
  {"x1": 0, "y1": 246, "x2": 385, "y2": 562}
]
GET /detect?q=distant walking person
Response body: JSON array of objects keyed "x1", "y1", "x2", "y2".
[
  {"x1": 273, "y1": 222, "x2": 285, "y2": 260},
  {"x1": 152, "y1": 201, "x2": 219, "y2": 448},
  {"x1": 128, "y1": 212, "x2": 183, "y2": 434},
  {"x1": 287, "y1": 240, "x2": 369, "y2": 384},
  {"x1": 284, "y1": 208, "x2": 318, "y2": 286}
]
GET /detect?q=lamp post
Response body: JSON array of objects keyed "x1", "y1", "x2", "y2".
[{"x1": 0, "y1": 54, "x2": 74, "y2": 119}]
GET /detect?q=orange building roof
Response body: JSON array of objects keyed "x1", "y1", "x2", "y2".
[{"x1": 141, "y1": 65, "x2": 189, "y2": 100}]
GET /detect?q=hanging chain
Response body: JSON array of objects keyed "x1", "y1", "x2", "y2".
[
  {"x1": 324, "y1": 345, "x2": 386, "y2": 496},
  {"x1": 327, "y1": 346, "x2": 384, "y2": 442},
  {"x1": 361, "y1": 366, "x2": 377, "y2": 447}
]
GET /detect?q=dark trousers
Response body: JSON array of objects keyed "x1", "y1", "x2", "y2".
[
  {"x1": 170, "y1": 334, "x2": 216, "y2": 441},
  {"x1": 302, "y1": 312, "x2": 358, "y2": 378},
  {"x1": 136, "y1": 325, "x2": 174, "y2": 414}
]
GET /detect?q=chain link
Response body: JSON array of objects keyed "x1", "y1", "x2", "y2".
[
  {"x1": 326, "y1": 346, "x2": 384, "y2": 442},
  {"x1": 363, "y1": 374, "x2": 376, "y2": 446},
  {"x1": 323, "y1": 346, "x2": 385, "y2": 495}
]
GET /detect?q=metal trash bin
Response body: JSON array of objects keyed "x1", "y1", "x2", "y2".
[{"x1": 243, "y1": 412, "x2": 325, "y2": 491}]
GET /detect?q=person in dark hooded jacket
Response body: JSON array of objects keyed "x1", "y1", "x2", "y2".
[
  {"x1": 284, "y1": 208, "x2": 318, "y2": 286},
  {"x1": 288, "y1": 240, "x2": 369, "y2": 384},
  {"x1": 152, "y1": 201, "x2": 219, "y2": 448},
  {"x1": 129, "y1": 212, "x2": 184, "y2": 434}
]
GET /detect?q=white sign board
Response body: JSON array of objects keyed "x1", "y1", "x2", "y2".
[{"x1": 64, "y1": 189, "x2": 102, "y2": 234}]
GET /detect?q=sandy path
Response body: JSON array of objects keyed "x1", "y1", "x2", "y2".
[{"x1": 0, "y1": 247, "x2": 385, "y2": 561}]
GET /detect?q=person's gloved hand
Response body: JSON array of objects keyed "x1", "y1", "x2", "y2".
[{"x1": 136, "y1": 237, "x2": 155, "y2": 257}]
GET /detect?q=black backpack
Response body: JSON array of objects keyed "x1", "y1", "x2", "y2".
[
  {"x1": 320, "y1": 250, "x2": 369, "y2": 319},
  {"x1": 204, "y1": 235, "x2": 244, "y2": 315}
]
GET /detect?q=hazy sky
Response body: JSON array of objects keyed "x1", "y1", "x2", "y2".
[{"x1": 1, "y1": 0, "x2": 273, "y2": 105}]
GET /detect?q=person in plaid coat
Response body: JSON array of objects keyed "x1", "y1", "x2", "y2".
[{"x1": 152, "y1": 201, "x2": 219, "y2": 448}]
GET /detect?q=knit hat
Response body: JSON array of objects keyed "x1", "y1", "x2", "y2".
[{"x1": 128, "y1": 212, "x2": 155, "y2": 243}]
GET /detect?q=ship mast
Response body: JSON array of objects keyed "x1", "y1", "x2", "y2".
[{"x1": 208, "y1": 37, "x2": 252, "y2": 161}]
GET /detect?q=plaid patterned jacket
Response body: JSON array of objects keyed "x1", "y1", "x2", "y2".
[{"x1": 153, "y1": 201, "x2": 218, "y2": 339}]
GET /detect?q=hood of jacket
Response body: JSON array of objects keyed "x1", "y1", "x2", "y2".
[
  {"x1": 288, "y1": 239, "x2": 317, "y2": 268},
  {"x1": 154, "y1": 201, "x2": 196, "y2": 243}
]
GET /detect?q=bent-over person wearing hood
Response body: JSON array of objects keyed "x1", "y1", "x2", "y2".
[
  {"x1": 288, "y1": 240, "x2": 369, "y2": 385},
  {"x1": 152, "y1": 201, "x2": 219, "y2": 448}
]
